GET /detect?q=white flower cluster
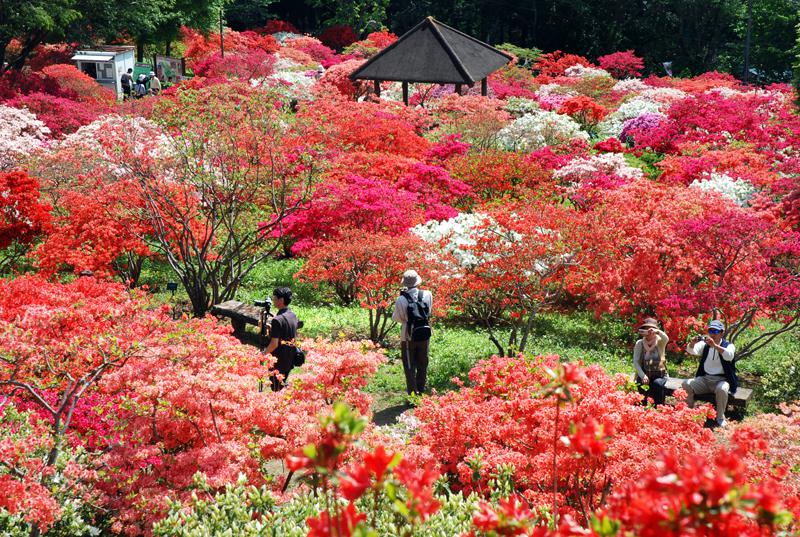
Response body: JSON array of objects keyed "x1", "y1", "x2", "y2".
[
  {"x1": 496, "y1": 109, "x2": 589, "y2": 152},
  {"x1": 504, "y1": 97, "x2": 540, "y2": 117},
  {"x1": 564, "y1": 64, "x2": 611, "y2": 79},
  {"x1": 703, "y1": 86, "x2": 745, "y2": 99},
  {"x1": 640, "y1": 87, "x2": 687, "y2": 104},
  {"x1": 0, "y1": 105, "x2": 50, "y2": 170},
  {"x1": 264, "y1": 69, "x2": 316, "y2": 100},
  {"x1": 689, "y1": 171, "x2": 757, "y2": 207},
  {"x1": 61, "y1": 114, "x2": 172, "y2": 162},
  {"x1": 554, "y1": 152, "x2": 644, "y2": 181},
  {"x1": 597, "y1": 97, "x2": 664, "y2": 138},
  {"x1": 411, "y1": 212, "x2": 525, "y2": 269},
  {"x1": 612, "y1": 78, "x2": 649, "y2": 93},
  {"x1": 536, "y1": 83, "x2": 576, "y2": 97}
]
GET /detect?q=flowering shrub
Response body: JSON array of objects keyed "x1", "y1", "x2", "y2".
[
  {"x1": 191, "y1": 49, "x2": 276, "y2": 80},
  {"x1": 618, "y1": 112, "x2": 664, "y2": 145},
  {"x1": 319, "y1": 25, "x2": 359, "y2": 50},
  {"x1": 316, "y1": 59, "x2": 369, "y2": 98},
  {"x1": 298, "y1": 229, "x2": 435, "y2": 341},
  {"x1": 689, "y1": 171, "x2": 757, "y2": 207},
  {"x1": 40, "y1": 64, "x2": 115, "y2": 106},
  {"x1": 597, "y1": 50, "x2": 644, "y2": 78},
  {"x1": 534, "y1": 51, "x2": 592, "y2": 77},
  {"x1": 0, "y1": 170, "x2": 52, "y2": 252},
  {"x1": 0, "y1": 105, "x2": 50, "y2": 169},
  {"x1": 7, "y1": 92, "x2": 104, "y2": 136},
  {"x1": 497, "y1": 110, "x2": 589, "y2": 152}
]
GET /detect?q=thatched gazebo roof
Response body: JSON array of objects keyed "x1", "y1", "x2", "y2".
[{"x1": 350, "y1": 17, "x2": 513, "y2": 103}]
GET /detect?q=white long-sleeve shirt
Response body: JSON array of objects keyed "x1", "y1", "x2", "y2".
[
  {"x1": 392, "y1": 287, "x2": 432, "y2": 342},
  {"x1": 687, "y1": 340, "x2": 735, "y2": 375}
]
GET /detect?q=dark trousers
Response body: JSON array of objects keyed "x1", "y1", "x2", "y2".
[
  {"x1": 637, "y1": 376, "x2": 668, "y2": 406},
  {"x1": 401, "y1": 340, "x2": 429, "y2": 395},
  {"x1": 269, "y1": 351, "x2": 294, "y2": 392}
]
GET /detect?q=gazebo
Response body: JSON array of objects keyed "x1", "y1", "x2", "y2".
[{"x1": 350, "y1": 17, "x2": 513, "y2": 105}]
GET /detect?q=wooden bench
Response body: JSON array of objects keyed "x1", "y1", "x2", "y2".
[
  {"x1": 663, "y1": 377, "x2": 752, "y2": 410},
  {"x1": 211, "y1": 300, "x2": 271, "y2": 347}
]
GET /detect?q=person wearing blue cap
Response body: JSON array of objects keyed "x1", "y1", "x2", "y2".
[{"x1": 682, "y1": 319, "x2": 737, "y2": 427}]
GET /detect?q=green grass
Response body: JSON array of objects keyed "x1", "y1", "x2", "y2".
[{"x1": 140, "y1": 257, "x2": 799, "y2": 414}]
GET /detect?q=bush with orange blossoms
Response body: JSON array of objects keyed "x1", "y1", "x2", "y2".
[
  {"x1": 597, "y1": 50, "x2": 644, "y2": 79},
  {"x1": 557, "y1": 96, "x2": 609, "y2": 130},
  {"x1": 181, "y1": 27, "x2": 279, "y2": 68},
  {"x1": 404, "y1": 354, "x2": 798, "y2": 531},
  {"x1": 297, "y1": 97, "x2": 431, "y2": 158},
  {"x1": 34, "y1": 177, "x2": 154, "y2": 283},
  {"x1": 342, "y1": 29, "x2": 398, "y2": 58},
  {"x1": 534, "y1": 51, "x2": 592, "y2": 78},
  {"x1": 40, "y1": 64, "x2": 115, "y2": 106},
  {"x1": 447, "y1": 149, "x2": 555, "y2": 200}
]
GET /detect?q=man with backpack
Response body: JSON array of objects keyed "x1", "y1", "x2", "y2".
[{"x1": 392, "y1": 270, "x2": 432, "y2": 397}]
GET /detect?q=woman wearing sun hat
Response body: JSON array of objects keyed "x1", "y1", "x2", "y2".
[{"x1": 633, "y1": 317, "x2": 670, "y2": 406}]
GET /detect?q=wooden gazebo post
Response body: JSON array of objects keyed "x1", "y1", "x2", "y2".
[
  {"x1": 402, "y1": 81, "x2": 409, "y2": 105},
  {"x1": 373, "y1": 80, "x2": 381, "y2": 97}
]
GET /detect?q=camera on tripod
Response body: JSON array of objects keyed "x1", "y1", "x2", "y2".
[{"x1": 254, "y1": 298, "x2": 272, "y2": 312}]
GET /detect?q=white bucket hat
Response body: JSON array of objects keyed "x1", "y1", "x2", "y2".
[{"x1": 401, "y1": 270, "x2": 422, "y2": 288}]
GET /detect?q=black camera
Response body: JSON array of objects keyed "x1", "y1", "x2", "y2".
[{"x1": 254, "y1": 298, "x2": 272, "y2": 310}]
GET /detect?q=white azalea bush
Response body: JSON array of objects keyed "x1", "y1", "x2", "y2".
[
  {"x1": 597, "y1": 97, "x2": 664, "y2": 138},
  {"x1": 554, "y1": 153, "x2": 644, "y2": 182},
  {"x1": 504, "y1": 97, "x2": 540, "y2": 117},
  {"x1": 564, "y1": 64, "x2": 611, "y2": 79},
  {"x1": 689, "y1": 171, "x2": 757, "y2": 207},
  {"x1": 612, "y1": 78, "x2": 649, "y2": 93},
  {"x1": 496, "y1": 110, "x2": 588, "y2": 151},
  {"x1": 0, "y1": 105, "x2": 50, "y2": 170}
]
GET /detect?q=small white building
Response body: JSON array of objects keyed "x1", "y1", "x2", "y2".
[{"x1": 71, "y1": 46, "x2": 135, "y2": 98}]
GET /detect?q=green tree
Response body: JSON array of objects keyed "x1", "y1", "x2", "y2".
[
  {"x1": 719, "y1": 0, "x2": 798, "y2": 83},
  {"x1": 0, "y1": 0, "x2": 80, "y2": 72},
  {"x1": 308, "y1": 0, "x2": 390, "y2": 34}
]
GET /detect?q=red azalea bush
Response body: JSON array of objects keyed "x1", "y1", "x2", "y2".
[
  {"x1": 284, "y1": 36, "x2": 337, "y2": 63},
  {"x1": 319, "y1": 25, "x2": 359, "y2": 50},
  {"x1": 191, "y1": 49, "x2": 276, "y2": 80},
  {"x1": 260, "y1": 19, "x2": 299, "y2": 34},
  {"x1": 0, "y1": 170, "x2": 52, "y2": 250},
  {"x1": 557, "y1": 95, "x2": 609, "y2": 126},
  {"x1": 597, "y1": 50, "x2": 644, "y2": 78},
  {"x1": 316, "y1": 58, "x2": 369, "y2": 98},
  {"x1": 297, "y1": 228, "x2": 436, "y2": 341},
  {"x1": 534, "y1": 51, "x2": 592, "y2": 78},
  {"x1": 7, "y1": 92, "x2": 105, "y2": 136},
  {"x1": 181, "y1": 27, "x2": 279, "y2": 68},
  {"x1": 298, "y1": 97, "x2": 431, "y2": 157},
  {"x1": 40, "y1": 64, "x2": 115, "y2": 106}
]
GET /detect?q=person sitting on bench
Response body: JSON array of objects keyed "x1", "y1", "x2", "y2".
[
  {"x1": 633, "y1": 317, "x2": 669, "y2": 406},
  {"x1": 682, "y1": 320, "x2": 737, "y2": 428}
]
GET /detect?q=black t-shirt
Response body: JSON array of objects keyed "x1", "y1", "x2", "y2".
[
  {"x1": 270, "y1": 307, "x2": 298, "y2": 358},
  {"x1": 121, "y1": 73, "x2": 132, "y2": 87}
]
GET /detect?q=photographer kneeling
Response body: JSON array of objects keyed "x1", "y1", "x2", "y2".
[{"x1": 265, "y1": 287, "x2": 299, "y2": 391}]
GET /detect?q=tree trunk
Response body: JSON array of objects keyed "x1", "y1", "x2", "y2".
[
  {"x1": 137, "y1": 41, "x2": 145, "y2": 63},
  {"x1": 165, "y1": 40, "x2": 172, "y2": 56}
]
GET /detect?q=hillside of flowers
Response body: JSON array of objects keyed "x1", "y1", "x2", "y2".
[{"x1": 1, "y1": 24, "x2": 799, "y2": 536}]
